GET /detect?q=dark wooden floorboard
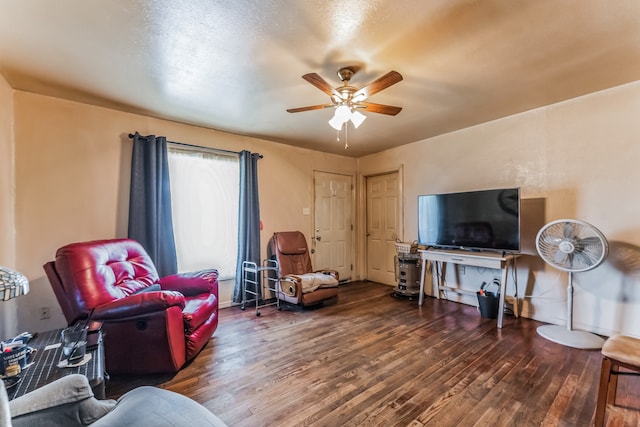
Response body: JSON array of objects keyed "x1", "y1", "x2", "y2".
[{"x1": 107, "y1": 281, "x2": 640, "y2": 426}]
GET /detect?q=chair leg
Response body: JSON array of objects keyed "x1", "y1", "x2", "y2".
[
  {"x1": 607, "y1": 360, "x2": 619, "y2": 406},
  {"x1": 594, "y1": 356, "x2": 613, "y2": 427}
]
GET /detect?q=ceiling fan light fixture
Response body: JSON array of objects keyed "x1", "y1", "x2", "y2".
[
  {"x1": 329, "y1": 105, "x2": 352, "y2": 130},
  {"x1": 328, "y1": 115, "x2": 344, "y2": 130},
  {"x1": 334, "y1": 105, "x2": 351, "y2": 122},
  {"x1": 289, "y1": 67, "x2": 403, "y2": 144},
  {"x1": 350, "y1": 109, "x2": 367, "y2": 128},
  {"x1": 352, "y1": 93, "x2": 366, "y2": 103}
]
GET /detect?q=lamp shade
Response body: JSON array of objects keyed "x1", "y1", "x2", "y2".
[
  {"x1": 334, "y1": 105, "x2": 351, "y2": 122},
  {"x1": 329, "y1": 105, "x2": 352, "y2": 130},
  {"x1": 328, "y1": 115, "x2": 344, "y2": 131},
  {"x1": 0, "y1": 267, "x2": 29, "y2": 301},
  {"x1": 350, "y1": 110, "x2": 367, "y2": 128}
]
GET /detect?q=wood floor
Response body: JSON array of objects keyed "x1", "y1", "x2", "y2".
[{"x1": 107, "y1": 281, "x2": 640, "y2": 426}]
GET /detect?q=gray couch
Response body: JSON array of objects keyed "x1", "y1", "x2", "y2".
[{"x1": 1, "y1": 374, "x2": 227, "y2": 427}]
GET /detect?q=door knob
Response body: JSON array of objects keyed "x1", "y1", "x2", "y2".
[{"x1": 315, "y1": 236, "x2": 322, "y2": 241}]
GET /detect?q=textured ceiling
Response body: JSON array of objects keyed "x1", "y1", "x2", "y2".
[{"x1": 1, "y1": 0, "x2": 639, "y2": 157}]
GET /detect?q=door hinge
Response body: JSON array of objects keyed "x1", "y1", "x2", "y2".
[
  {"x1": 350, "y1": 224, "x2": 353, "y2": 231},
  {"x1": 351, "y1": 264, "x2": 353, "y2": 270}
]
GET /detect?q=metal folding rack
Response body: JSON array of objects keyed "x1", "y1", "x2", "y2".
[{"x1": 241, "y1": 259, "x2": 280, "y2": 316}]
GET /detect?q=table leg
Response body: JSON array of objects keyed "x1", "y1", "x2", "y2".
[
  {"x1": 418, "y1": 257, "x2": 427, "y2": 306},
  {"x1": 497, "y1": 261, "x2": 509, "y2": 328},
  {"x1": 512, "y1": 258, "x2": 519, "y2": 318},
  {"x1": 434, "y1": 261, "x2": 442, "y2": 299}
]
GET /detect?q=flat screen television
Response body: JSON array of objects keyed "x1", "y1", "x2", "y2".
[{"x1": 418, "y1": 188, "x2": 520, "y2": 252}]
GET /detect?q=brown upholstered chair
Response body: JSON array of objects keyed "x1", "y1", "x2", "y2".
[
  {"x1": 267, "y1": 231, "x2": 339, "y2": 307},
  {"x1": 594, "y1": 334, "x2": 640, "y2": 426}
]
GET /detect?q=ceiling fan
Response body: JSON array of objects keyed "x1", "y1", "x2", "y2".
[{"x1": 287, "y1": 66, "x2": 403, "y2": 143}]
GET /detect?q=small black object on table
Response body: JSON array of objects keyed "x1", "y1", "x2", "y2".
[{"x1": 6, "y1": 325, "x2": 106, "y2": 400}]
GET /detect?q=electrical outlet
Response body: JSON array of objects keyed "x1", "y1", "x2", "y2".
[{"x1": 40, "y1": 306, "x2": 50, "y2": 320}]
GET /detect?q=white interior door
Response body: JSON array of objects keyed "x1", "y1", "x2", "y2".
[
  {"x1": 313, "y1": 171, "x2": 352, "y2": 282},
  {"x1": 366, "y1": 172, "x2": 400, "y2": 285}
]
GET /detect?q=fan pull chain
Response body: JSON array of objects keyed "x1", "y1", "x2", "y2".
[
  {"x1": 335, "y1": 123, "x2": 349, "y2": 149},
  {"x1": 344, "y1": 122, "x2": 349, "y2": 149}
]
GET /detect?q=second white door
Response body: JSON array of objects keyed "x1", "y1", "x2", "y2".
[{"x1": 366, "y1": 172, "x2": 400, "y2": 285}]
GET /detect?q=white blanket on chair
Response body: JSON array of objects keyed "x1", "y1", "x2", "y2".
[{"x1": 289, "y1": 272, "x2": 338, "y2": 294}]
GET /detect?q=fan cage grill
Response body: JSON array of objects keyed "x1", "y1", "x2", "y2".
[{"x1": 536, "y1": 219, "x2": 608, "y2": 272}]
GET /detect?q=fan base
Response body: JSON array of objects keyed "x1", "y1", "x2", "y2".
[{"x1": 537, "y1": 325, "x2": 605, "y2": 350}]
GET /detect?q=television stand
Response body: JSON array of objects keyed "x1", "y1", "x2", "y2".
[{"x1": 417, "y1": 248, "x2": 520, "y2": 328}]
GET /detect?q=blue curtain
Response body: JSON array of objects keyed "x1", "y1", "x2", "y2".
[
  {"x1": 128, "y1": 132, "x2": 178, "y2": 277},
  {"x1": 233, "y1": 150, "x2": 261, "y2": 303}
]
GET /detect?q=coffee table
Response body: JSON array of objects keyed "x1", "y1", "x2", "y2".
[{"x1": 5, "y1": 327, "x2": 106, "y2": 400}]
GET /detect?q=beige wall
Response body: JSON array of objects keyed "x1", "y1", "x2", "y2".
[
  {"x1": 4, "y1": 79, "x2": 640, "y2": 339},
  {"x1": 0, "y1": 73, "x2": 18, "y2": 338},
  {"x1": 358, "y1": 80, "x2": 640, "y2": 338},
  {"x1": 11, "y1": 91, "x2": 356, "y2": 334}
]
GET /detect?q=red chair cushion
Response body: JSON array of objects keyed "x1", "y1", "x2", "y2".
[{"x1": 54, "y1": 239, "x2": 159, "y2": 314}]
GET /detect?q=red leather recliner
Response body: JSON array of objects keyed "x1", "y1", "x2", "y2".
[{"x1": 43, "y1": 238, "x2": 219, "y2": 374}]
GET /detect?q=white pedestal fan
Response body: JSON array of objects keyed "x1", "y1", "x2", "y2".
[{"x1": 535, "y1": 219, "x2": 608, "y2": 349}]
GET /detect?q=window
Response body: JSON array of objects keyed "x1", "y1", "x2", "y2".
[{"x1": 167, "y1": 145, "x2": 239, "y2": 279}]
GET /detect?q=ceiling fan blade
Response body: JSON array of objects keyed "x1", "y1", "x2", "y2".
[
  {"x1": 302, "y1": 73, "x2": 341, "y2": 98},
  {"x1": 287, "y1": 104, "x2": 334, "y2": 113},
  {"x1": 353, "y1": 70, "x2": 403, "y2": 100},
  {"x1": 359, "y1": 102, "x2": 403, "y2": 116}
]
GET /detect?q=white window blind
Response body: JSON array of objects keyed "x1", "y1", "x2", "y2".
[{"x1": 167, "y1": 146, "x2": 239, "y2": 279}]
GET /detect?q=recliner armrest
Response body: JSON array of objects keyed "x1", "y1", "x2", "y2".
[
  {"x1": 92, "y1": 291, "x2": 186, "y2": 320},
  {"x1": 159, "y1": 269, "x2": 218, "y2": 296},
  {"x1": 278, "y1": 276, "x2": 300, "y2": 297},
  {"x1": 9, "y1": 374, "x2": 115, "y2": 427}
]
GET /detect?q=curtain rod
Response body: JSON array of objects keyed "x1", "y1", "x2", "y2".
[{"x1": 128, "y1": 133, "x2": 263, "y2": 158}]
